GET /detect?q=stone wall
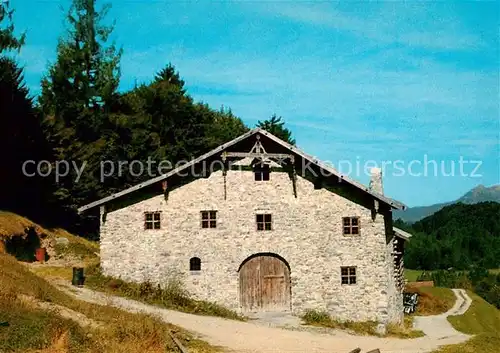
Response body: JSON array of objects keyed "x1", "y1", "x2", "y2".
[{"x1": 100, "y1": 169, "x2": 403, "y2": 323}]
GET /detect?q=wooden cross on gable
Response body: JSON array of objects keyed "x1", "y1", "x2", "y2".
[
  {"x1": 221, "y1": 134, "x2": 295, "y2": 165},
  {"x1": 221, "y1": 134, "x2": 298, "y2": 198}
]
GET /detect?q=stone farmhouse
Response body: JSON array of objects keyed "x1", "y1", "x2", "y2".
[{"x1": 79, "y1": 128, "x2": 412, "y2": 325}]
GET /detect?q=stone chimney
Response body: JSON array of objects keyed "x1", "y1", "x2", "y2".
[{"x1": 369, "y1": 167, "x2": 384, "y2": 195}]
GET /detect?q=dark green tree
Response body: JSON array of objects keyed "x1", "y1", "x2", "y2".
[
  {"x1": 38, "y1": 0, "x2": 122, "y2": 228},
  {"x1": 256, "y1": 114, "x2": 295, "y2": 145},
  {"x1": 204, "y1": 105, "x2": 248, "y2": 148},
  {"x1": 0, "y1": 1, "x2": 25, "y2": 52},
  {"x1": 154, "y1": 63, "x2": 186, "y2": 94},
  {"x1": 0, "y1": 3, "x2": 56, "y2": 223},
  {"x1": 40, "y1": 0, "x2": 122, "y2": 139},
  {"x1": 404, "y1": 202, "x2": 500, "y2": 270},
  {"x1": 0, "y1": 57, "x2": 52, "y2": 218}
]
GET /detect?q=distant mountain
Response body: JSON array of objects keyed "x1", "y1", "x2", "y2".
[{"x1": 394, "y1": 184, "x2": 500, "y2": 223}]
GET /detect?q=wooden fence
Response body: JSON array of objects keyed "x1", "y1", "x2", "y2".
[
  {"x1": 407, "y1": 280, "x2": 435, "y2": 288},
  {"x1": 168, "y1": 331, "x2": 189, "y2": 353}
]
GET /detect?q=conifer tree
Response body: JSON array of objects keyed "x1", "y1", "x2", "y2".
[
  {"x1": 39, "y1": 0, "x2": 122, "y2": 224},
  {"x1": 40, "y1": 0, "x2": 122, "y2": 140},
  {"x1": 257, "y1": 114, "x2": 296, "y2": 145},
  {"x1": 0, "y1": 2, "x2": 55, "y2": 223},
  {"x1": 0, "y1": 1, "x2": 25, "y2": 52}
]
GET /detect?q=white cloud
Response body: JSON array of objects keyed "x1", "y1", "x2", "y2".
[
  {"x1": 254, "y1": 2, "x2": 484, "y2": 51},
  {"x1": 119, "y1": 43, "x2": 498, "y2": 160}
]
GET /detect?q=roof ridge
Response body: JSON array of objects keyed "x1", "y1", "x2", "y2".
[{"x1": 78, "y1": 128, "x2": 406, "y2": 213}]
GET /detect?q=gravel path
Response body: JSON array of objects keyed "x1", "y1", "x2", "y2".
[
  {"x1": 59, "y1": 283, "x2": 473, "y2": 353},
  {"x1": 413, "y1": 289, "x2": 472, "y2": 340}
]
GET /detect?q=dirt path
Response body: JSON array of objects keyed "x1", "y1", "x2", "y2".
[
  {"x1": 413, "y1": 289, "x2": 472, "y2": 340},
  {"x1": 58, "y1": 283, "x2": 472, "y2": 353}
]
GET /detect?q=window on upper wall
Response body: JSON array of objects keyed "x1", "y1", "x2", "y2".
[
  {"x1": 254, "y1": 164, "x2": 270, "y2": 181},
  {"x1": 201, "y1": 211, "x2": 217, "y2": 228},
  {"x1": 341, "y1": 266, "x2": 357, "y2": 285},
  {"x1": 256, "y1": 214, "x2": 272, "y2": 230},
  {"x1": 144, "y1": 212, "x2": 161, "y2": 230},
  {"x1": 343, "y1": 217, "x2": 360, "y2": 235},
  {"x1": 190, "y1": 257, "x2": 201, "y2": 271}
]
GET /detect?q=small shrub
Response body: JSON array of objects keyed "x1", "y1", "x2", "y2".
[
  {"x1": 54, "y1": 242, "x2": 97, "y2": 261},
  {"x1": 84, "y1": 264, "x2": 245, "y2": 321},
  {"x1": 468, "y1": 266, "x2": 489, "y2": 283},
  {"x1": 386, "y1": 316, "x2": 425, "y2": 338},
  {"x1": 417, "y1": 271, "x2": 433, "y2": 282},
  {"x1": 302, "y1": 309, "x2": 331, "y2": 324},
  {"x1": 107, "y1": 278, "x2": 125, "y2": 290},
  {"x1": 301, "y1": 309, "x2": 377, "y2": 335},
  {"x1": 431, "y1": 270, "x2": 472, "y2": 289},
  {"x1": 138, "y1": 281, "x2": 155, "y2": 298},
  {"x1": 159, "y1": 277, "x2": 191, "y2": 306}
]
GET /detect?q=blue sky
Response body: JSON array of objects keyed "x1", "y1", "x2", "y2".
[{"x1": 9, "y1": 0, "x2": 500, "y2": 207}]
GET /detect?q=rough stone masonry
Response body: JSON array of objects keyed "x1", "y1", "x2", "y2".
[{"x1": 99, "y1": 163, "x2": 404, "y2": 325}]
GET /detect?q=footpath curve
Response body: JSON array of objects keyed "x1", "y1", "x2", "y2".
[{"x1": 413, "y1": 289, "x2": 472, "y2": 340}]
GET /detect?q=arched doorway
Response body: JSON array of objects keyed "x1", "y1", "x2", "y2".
[{"x1": 238, "y1": 253, "x2": 291, "y2": 312}]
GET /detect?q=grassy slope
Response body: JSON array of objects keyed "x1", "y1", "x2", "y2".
[
  {"x1": 0, "y1": 211, "x2": 50, "y2": 239},
  {"x1": 405, "y1": 269, "x2": 423, "y2": 282},
  {"x1": 405, "y1": 269, "x2": 500, "y2": 282},
  {"x1": 433, "y1": 292, "x2": 500, "y2": 353},
  {"x1": 405, "y1": 286, "x2": 456, "y2": 316},
  {"x1": 0, "y1": 211, "x2": 99, "y2": 262},
  {"x1": 0, "y1": 254, "x2": 218, "y2": 353}
]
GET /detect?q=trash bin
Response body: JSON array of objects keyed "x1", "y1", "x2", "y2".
[{"x1": 72, "y1": 267, "x2": 85, "y2": 286}]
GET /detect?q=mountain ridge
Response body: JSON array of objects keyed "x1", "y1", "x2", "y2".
[{"x1": 394, "y1": 184, "x2": 500, "y2": 223}]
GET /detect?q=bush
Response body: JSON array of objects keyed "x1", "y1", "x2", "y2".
[
  {"x1": 405, "y1": 286, "x2": 456, "y2": 315},
  {"x1": 431, "y1": 270, "x2": 472, "y2": 289},
  {"x1": 84, "y1": 264, "x2": 245, "y2": 320},
  {"x1": 302, "y1": 309, "x2": 331, "y2": 324},
  {"x1": 301, "y1": 309, "x2": 379, "y2": 336},
  {"x1": 417, "y1": 271, "x2": 433, "y2": 282},
  {"x1": 469, "y1": 266, "x2": 489, "y2": 283},
  {"x1": 427, "y1": 268, "x2": 500, "y2": 309}
]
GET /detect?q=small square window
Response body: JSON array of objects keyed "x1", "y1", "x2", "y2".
[
  {"x1": 256, "y1": 214, "x2": 272, "y2": 231},
  {"x1": 342, "y1": 217, "x2": 360, "y2": 235},
  {"x1": 201, "y1": 211, "x2": 217, "y2": 228},
  {"x1": 144, "y1": 212, "x2": 161, "y2": 230},
  {"x1": 341, "y1": 266, "x2": 357, "y2": 285},
  {"x1": 254, "y1": 164, "x2": 270, "y2": 181}
]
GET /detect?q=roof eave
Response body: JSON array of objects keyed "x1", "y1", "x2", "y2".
[
  {"x1": 394, "y1": 227, "x2": 413, "y2": 241},
  {"x1": 257, "y1": 129, "x2": 407, "y2": 210},
  {"x1": 78, "y1": 127, "x2": 407, "y2": 213},
  {"x1": 77, "y1": 128, "x2": 262, "y2": 213}
]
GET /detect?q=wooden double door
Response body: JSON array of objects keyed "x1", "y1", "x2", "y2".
[{"x1": 239, "y1": 255, "x2": 291, "y2": 312}]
